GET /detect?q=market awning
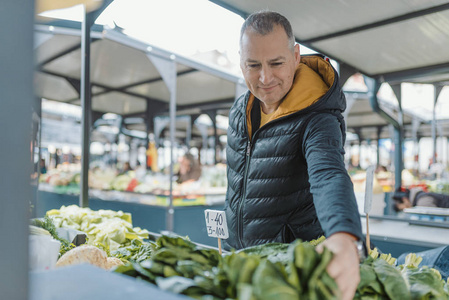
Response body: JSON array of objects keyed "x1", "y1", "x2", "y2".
[
  {"x1": 34, "y1": 21, "x2": 246, "y2": 118},
  {"x1": 210, "y1": 0, "x2": 449, "y2": 86},
  {"x1": 34, "y1": 18, "x2": 448, "y2": 141}
]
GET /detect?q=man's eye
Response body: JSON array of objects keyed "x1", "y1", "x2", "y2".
[
  {"x1": 271, "y1": 62, "x2": 283, "y2": 66},
  {"x1": 248, "y1": 64, "x2": 260, "y2": 69}
]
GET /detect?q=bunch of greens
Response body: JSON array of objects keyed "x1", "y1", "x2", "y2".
[
  {"x1": 222, "y1": 240, "x2": 338, "y2": 300},
  {"x1": 114, "y1": 235, "x2": 338, "y2": 300},
  {"x1": 114, "y1": 234, "x2": 449, "y2": 300},
  {"x1": 356, "y1": 249, "x2": 449, "y2": 300},
  {"x1": 112, "y1": 239, "x2": 156, "y2": 263},
  {"x1": 115, "y1": 234, "x2": 225, "y2": 299}
]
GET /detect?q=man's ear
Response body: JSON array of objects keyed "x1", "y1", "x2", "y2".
[{"x1": 294, "y1": 43, "x2": 301, "y2": 65}]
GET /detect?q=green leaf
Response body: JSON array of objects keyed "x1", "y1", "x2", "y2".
[
  {"x1": 358, "y1": 263, "x2": 385, "y2": 295},
  {"x1": 156, "y1": 276, "x2": 196, "y2": 294},
  {"x1": 403, "y1": 267, "x2": 448, "y2": 300},
  {"x1": 373, "y1": 259, "x2": 410, "y2": 300},
  {"x1": 252, "y1": 260, "x2": 299, "y2": 300}
]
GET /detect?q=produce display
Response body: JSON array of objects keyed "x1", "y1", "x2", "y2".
[
  {"x1": 113, "y1": 234, "x2": 449, "y2": 300},
  {"x1": 428, "y1": 180, "x2": 449, "y2": 195},
  {"x1": 114, "y1": 234, "x2": 339, "y2": 300},
  {"x1": 39, "y1": 164, "x2": 227, "y2": 196},
  {"x1": 30, "y1": 205, "x2": 449, "y2": 299},
  {"x1": 46, "y1": 205, "x2": 149, "y2": 251},
  {"x1": 357, "y1": 249, "x2": 449, "y2": 299}
]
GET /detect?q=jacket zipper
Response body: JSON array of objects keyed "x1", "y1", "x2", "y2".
[{"x1": 237, "y1": 140, "x2": 252, "y2": 249}]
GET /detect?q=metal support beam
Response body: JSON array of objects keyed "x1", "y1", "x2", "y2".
[
  {"x1": 365, "y1": 77, "x2": 403, "y2": 188},
  {"x1": 432, "y1": 84, "x2": 444, "y2": 164},
  {"x1": 79, "y1": 8, "x2": 94, "y2": 208},
  {"x1": 147, "y1": 52, "x2": 177, "y2": 232},
  {"x1": 411, "y1": 118, "x2": 421, "y2": 175},
  {"x1": 79, "y1": 0, "x2": 115, "y2": 208},
  {"x1": 186, "y1": 115, "x2": 192, "y2": 149},
  {"x1": 79, "y1": 0, "x2": 112, "y2": 207},
  {"x1": 205, "y1": 110, "x2": 218, "y2": 165},
  {"x1": 376, "y1": 126, "x2": 382, "y2": 166}
]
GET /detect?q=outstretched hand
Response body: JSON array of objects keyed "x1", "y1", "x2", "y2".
[{"x1": 316, "y1": 232, "x2": 360, "y2": 300}]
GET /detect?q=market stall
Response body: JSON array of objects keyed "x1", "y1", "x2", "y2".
[
  {"x1": 5, "y1": 0, "x2": 449, "y2": 299},
  {"x1": 28, "y1": 205, "x2": 449, "y2": 299}
]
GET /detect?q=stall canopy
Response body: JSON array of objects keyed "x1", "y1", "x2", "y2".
[
  {"x1": 34, "y1": 21, "x2": 247, "y2": 128},
  {"x1": 34, "y1": 13, "x2": 448, "y2": 142},
  {"x1": 210, "y1": 0, "x2": 449, "y2": 86}
]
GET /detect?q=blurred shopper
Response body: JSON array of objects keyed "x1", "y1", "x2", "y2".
[
  {"x1": 39, "y1": 158, "x2": 47, "y2": 174},
  {"x1": 118, "y1": 161, "x2": 132, "y2": 175},
  {"x1": 176, "y1": 153, "x2": 201, "y2": 184},
  {"x1": 393, "y1": 187, "x2": 449, "y2": 211},
  {"x1": 224, "y1": 10, "x2": 364, "y2": 300}
]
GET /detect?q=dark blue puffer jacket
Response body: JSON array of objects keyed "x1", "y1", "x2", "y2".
[{"x1": 224, "y1": 55, "x2": 363, "y2": 250}]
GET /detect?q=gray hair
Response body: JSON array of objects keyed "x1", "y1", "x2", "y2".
[{"x1": 240, "y1": 10, "x2": 295, "y2": 51}]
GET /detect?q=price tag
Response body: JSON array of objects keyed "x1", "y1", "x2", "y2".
[{"x1": 204, "y1": 209, "x2": 229, "y2": 239}]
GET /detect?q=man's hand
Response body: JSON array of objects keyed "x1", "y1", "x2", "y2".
[{"x1": 316, "y1": 232, "x2": 360, "y2": 300}]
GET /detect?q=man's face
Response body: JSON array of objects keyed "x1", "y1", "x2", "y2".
[{"x1": 240, "y1": 24, "x2": 300, "y2": 111}]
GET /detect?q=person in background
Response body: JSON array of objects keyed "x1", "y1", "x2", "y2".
[
  {"x1": 118, "y1": 161, "x2": 132, "y2": 175},
  {"x1": 39, "y1": 158, "x2": 47, "y2": 174},
  {"x1": 375, "y1": 165, "x2": 388, "y2": 173},
  {"x1": 134, "y1": 160, "x2": 147, "y2": 179},
  {"x1": 176, "y1": 153, "x2": 202, "y2": 184},
  {"x1": 392, "y1": 187, "x2": 449, "y2": 211},
  {"x1": 225, "y1": 10, "x2": 364, "y2": 300}
]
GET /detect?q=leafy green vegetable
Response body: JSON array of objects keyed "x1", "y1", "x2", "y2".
[
  {"x1": 251, "y1": 260, "x2": 299, "y2": 300},
  {"x1": 115, "y1": 235, "x2": 338, "y2": 299},
  {"x1": 114, "y1": 235, "x2": 449, "y2": 300},
  {"x1": 373, "y1": 259, "x2": 410, "y2": 300},
  {"x1": 45, "y1": 205, "x2": 149, "y2": 251},
  {"x1": 112, "y1": 239, "x2": 155, "y2": 263}
]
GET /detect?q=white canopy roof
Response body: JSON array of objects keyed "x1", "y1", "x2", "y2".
[
  {"x1": 211, "y1": 0, "x2": 449, "y2": 85},
  {"x1": 34, "y1": 21, "x2": 246, "y2": 117}
]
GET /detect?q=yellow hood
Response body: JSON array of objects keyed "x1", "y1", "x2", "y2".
[{"x1": 246, "y1": 56, "x2": 335, "y2": 136}]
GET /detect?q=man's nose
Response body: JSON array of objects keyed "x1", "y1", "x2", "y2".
[{"x1": 259, "y1": 66, "x2": 273, "y2": 84}]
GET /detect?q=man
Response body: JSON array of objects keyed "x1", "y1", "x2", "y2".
[
  {"x1": 225, "y1": 10, "x2": 364, "y2": 300},
  {"x1": 393, "y1": 187, "x2": 449, "y2": 211}
]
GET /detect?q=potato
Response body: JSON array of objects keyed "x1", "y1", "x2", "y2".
[{"x1": 56, "y1": 245, "x2": 107, "y2": 269}]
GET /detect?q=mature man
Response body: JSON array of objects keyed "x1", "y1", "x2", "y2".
[{"x1": 224, "y1": 10, "x2": 364, "y2": 300}]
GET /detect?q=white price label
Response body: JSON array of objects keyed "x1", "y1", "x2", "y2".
[{"x1": 204, "y1": 209, "x2": 229, "y2": 239}]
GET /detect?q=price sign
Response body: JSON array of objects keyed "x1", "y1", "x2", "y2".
[{"x1": 204, "y1": 209, "x2": 229, "y2": 239}]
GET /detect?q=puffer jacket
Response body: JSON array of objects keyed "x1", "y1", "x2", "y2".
[{"x1": 224, "y1": 55, "x2": 363, "y2": 250}]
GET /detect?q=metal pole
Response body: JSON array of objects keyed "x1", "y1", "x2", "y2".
[
  {"x1": 376, "y1": 126, "x2": 382, "y2": 166},
  {"x1": 432, "y1": 85, "x2": 443, "y2": 165},
  {"x1": 213, "y1": 112, "x2": 218, "y2": 165},
  {"x1": 167, "y1": 67, "x2": 176, "y2": 232},
  {"x1": 80, "y1": 8, "x2": 93, "y2": 208},
  {"x1": 186, "y1": 115, "x2": 192, "y2": 149},
  {"x1": 365, "y1": 77, "x2": 402, "y2": 189}
]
